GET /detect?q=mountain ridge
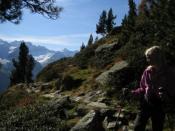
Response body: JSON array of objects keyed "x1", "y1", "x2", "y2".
[{"x1": 0, "y1": 39, "x2": 77, "y2": 92}]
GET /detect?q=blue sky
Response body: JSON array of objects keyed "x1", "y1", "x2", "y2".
[{"x1": 0, "y1": 0, "x2": 140, "y2": 51}]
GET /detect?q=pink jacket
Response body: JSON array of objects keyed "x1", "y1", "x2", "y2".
[
  {"x1": 132, "y1": 66, "x2": 155, "y2": 95},
  {"x1": 132, "y1": 65, "x2": 175, "y2": 102}
]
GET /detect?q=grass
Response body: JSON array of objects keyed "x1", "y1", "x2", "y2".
[
  {"x1": 67, "y1": 67, "x2": 93, "y2": 80},
  {"x1": 66, "y1": 117, "x2": 81, "y2": 129},
  {"x1": 0, "y1": 85, "x2": 38, "y2": 110}
]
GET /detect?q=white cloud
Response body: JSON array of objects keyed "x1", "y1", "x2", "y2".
[
  {"x1": 56, "y1": 0, "x2": 93, "y2": 7},
  {"x1": 0, "y1": 33, "x2": 92, "y2": 50},
  {"x1": 0, "y1": 33, "x2": 88, "y2": 43}
]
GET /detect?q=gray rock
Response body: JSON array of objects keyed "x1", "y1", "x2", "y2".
[
  {"x1": 95, "y1": 42, "x2": 119, "y2": 53},
  {"x1": 122, "y1": 125, "x2": 129, "y2": 131},
  {"x1": 54, "y1": 78, "x2": 62, "y2": 90},
  {"x1": 103, "y1": 117, "x2": 108, "y2": 130},
  {"x1": 71, "y1": 110, "x2": 105, "y2": 131},
  {"x1": 97, "y1": 97, "x2": 111, "y2": 105},
  {"x1": 82, "y1": 91, "x2": 97, "y2": 102},
  {"x1": 87, "y1": 102, "x2": 108, "y2": 109},
  {"x1": 96, "y1": 61, "x2": 128, "y2": 86},
  {"x1": 45, "y1": 96, "x2": 74, "y2": 120},
  {"x1": 107, "y1": 121, "x2": 118, "y2": 129},
  {"x1": 37, "y1": 82, "x2": 52, "y2": 91},
  {"x1": 48, "y1": 96, "x2": 73, "y2": 112},
  {"x1": 114, "y1": 112, "x2": 124, "y2": 119},
  {"x1": 95, "y1": 42, "x2": 120, "y2": 68},
  {"x1": 72, "y1": 96, "x2": 83, "y2": 102}
]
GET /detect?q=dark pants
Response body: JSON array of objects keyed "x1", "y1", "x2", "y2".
[{"x1": 134, "y1": 101, "x2": 165, "y2": 131}]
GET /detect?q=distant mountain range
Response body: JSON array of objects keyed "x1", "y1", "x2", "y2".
[{"x1": 0, "y1": 39, "x2": 77, "y2": 92}]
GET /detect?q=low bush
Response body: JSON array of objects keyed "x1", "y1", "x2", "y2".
[{"x1": 61, "y1": 74, "x2": 83, "y2": 90}]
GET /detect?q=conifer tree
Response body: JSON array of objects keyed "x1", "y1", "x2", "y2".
[
  {"x1": 128, "y1": 0, "x2": 137, "y2": 26},
  {"x1": 87, "y1": 34, "x2": 93, "y2": 46},
  {"x1": 94, "y1": 36, "x2": 99, "y2": 43},
  {"x1": 19, "y1": 42, "x2": 29, "y2": 82},
  {"x1": 80, "y1": 42, "x2": 85, "y2": 51},
  {"x1": 10, "y1": 59, "x2": 20, "y2": 85},
  {"x1": 106, "y1": 8, "x2": 116, "y2": 34},
  {"x1": 0, "y1": 0, "x2": 62, "y2": 24},
  {"x1": 138, "y1": 0, "x2": 150, "y2": 16},
  {"x1": 10, "y1": 42, "x2": 35, "y2": 86},
  {"x1": 119, "y1": 15, "x2": 129, "y2": 46},
  {"x1": 121, "y1": 15, "x2": 128, "y2": 27},
  {"x1": 119, "y1": 0, "x2": 137, "y2": 46},
  {"x1": 96, "y1": 10, "x2": 107, "y2": 36},
  {"x1": 26, "y1": 55, "x2": 35, "y2": 83}
]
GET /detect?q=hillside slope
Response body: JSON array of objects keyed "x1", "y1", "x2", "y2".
[
  {"x1": 2, "y1": 0, "x2": 175, "y2": 128},
  {"x1": 0, "y1": 35, "x2": 138, "y2": 130},
  {"x1": 0, "y1": 33, "x2": 174, "y2": 130}
]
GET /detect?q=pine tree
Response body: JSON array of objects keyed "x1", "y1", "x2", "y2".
[
  {"x1": 26, "y1": 55, "x2": 35, "y2": 83},
  {"x1": 128, "y1": 0, "x2": 137, "y2": 27},
  {"x1": 96, "y1": 10, "x2": 107, "y2": 36},
  {"x1": 106, "y1": 8, "x2": 116, "y2": 34},
  {"x1": 118, "y1": 0, "x2": 137, "y2": 46},
  {"x1": 94, "y1": 36, "x2": 99, "y2": 43},
  {"x1": 10, "y1": 42, "x2": 35, "y2": 86},
  {"x1": 0, "y1": 0, "x2": 63, "y2": 24},
  {"x1": 147, "y1": 0, "x2": 175, "y2": 65},
  {"x1": 10, "y1": 59, "x2": 19, "y2": 85},
  {"x1": 121, "y1": 15, "x2": 128, "y2": 27},
  {"x1": 80, "y1": 42, "x2": 85, "y2": 51},
  {"x1": 138, "y1": 0, "x2": 150, "y2": 16},
  {"x1": 19, "y1": 42, "x2": 29, "y2": 82},
  {"x1": 118, "y1": 15, "x2": 129, "y2": 46},
  {"x1": 87, "y1": 34, "x2": 93, "y2": 46}
]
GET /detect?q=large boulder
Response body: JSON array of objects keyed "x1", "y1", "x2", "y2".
[
  {"x1": 95, "y1": 42, "x2": 120, "y2": 68},
  {"x1": 96, "y1": 61, "x2": 129, "y2": 87},
  {"x1": 71, "y1": 110, "x2": 105, "y2": 131},
  {"x1": 50, "y1": 96, "x2": 74, "y2": 109},
  {"x1": 47, "y1": 96, "x2": 74, "y2": 120},
  {"x1": 95, "y1": 43, "x2": 119, "y2": 53}
]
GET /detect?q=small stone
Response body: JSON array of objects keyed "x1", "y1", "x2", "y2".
[
  {"x1": 87, "y1": 102, "x2": 108, "y2": 109},
  {"x1": 107, "y1": 121, "x2": 117, "y2": 129}
]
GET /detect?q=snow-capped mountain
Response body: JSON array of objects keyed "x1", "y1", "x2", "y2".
[
  {"x1": 0, "y1": 39, "x2": 77, "y2": 92},
  {"x1": 0, "y1": 58, "x2": 10, "y2": 64},
  {"x1": 34, "y1": 53, "x2": 54, "y2": 64},
  {"x1": 0, "y1": 39, "x2": 77, "y2": 65}
]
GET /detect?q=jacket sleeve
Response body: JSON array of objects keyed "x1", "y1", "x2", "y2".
[{"x1": 132, "y1": 67, "x2": 152, "y2": 96}]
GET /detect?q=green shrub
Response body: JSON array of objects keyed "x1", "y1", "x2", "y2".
[
  {"x1": 0, "y1": 86, "x2": 36, "y2": 110},
  {"x1": 36, "y1": 57, "x2": 73, "y2": 82},
  {"x1": 0, "y1": 102, "x2": 70, "y2": 130},
  {"x1": 62, "y1": 74, "x2": 83, "y2": 90},
  {"x1": 73, "y1": 43, "x2": 99, "y2": 69},
  {"x1": 107, "y1": 67, "x2": 135, "y2": 91}
]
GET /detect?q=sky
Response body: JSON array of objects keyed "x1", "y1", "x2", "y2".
[{"x1": 0, "y1": 0, "x2": 140, "y2": 51}]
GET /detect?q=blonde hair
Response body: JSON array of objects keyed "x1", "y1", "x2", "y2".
[
  {"x1": 145, "y1": 46, "x2": 165, "y2": 65},
  {"x1": 145, "y1": 46, "x2": 161, "y2": 57}
]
